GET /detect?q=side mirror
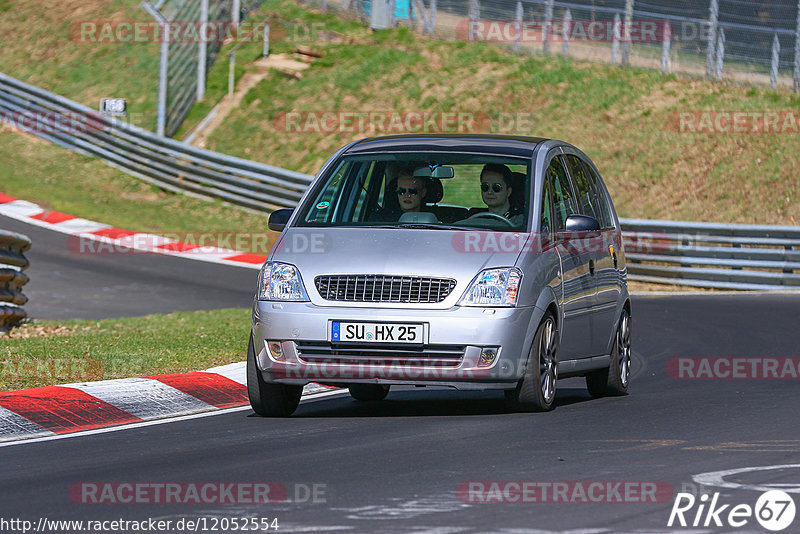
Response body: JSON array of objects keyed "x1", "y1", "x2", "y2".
[
  {"x1": 268, "y1": 208, "x2": 293, "y2": 232},
  {"x1": 564, "y1": 214, "x2": 601, "y2": 232}
]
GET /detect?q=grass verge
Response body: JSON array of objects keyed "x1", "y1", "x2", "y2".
[{"x1": 1, "y1": 308, "x2": 250, "y2": 391}]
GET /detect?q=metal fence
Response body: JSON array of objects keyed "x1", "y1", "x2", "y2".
[
  {"x1": 0, "y1": 231, "x2": 30, "y2": 334},
  {"x1": 313, "y1": 0, "x2": 800, "y2": 91},
  {"x1": 142, "y1": 0, "x2": 236, "y2": 137},
  {"x1": 620, "y1": 218, "x2": 800, "y2": 290},
  {"x1": 0, "y1": 72, "x2": 312, "y2": 212}
]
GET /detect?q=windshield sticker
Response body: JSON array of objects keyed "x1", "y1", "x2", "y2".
[{"x1": 316, "y1": 201, "x2": 330, "y2": 210}]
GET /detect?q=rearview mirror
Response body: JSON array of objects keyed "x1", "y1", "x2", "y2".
[
  {"x1": 268, "y1": 208, "x2": 293, "y2": 232},
  {"x1": 413, "y1": 166, "x2": 455, "y2": 179}
]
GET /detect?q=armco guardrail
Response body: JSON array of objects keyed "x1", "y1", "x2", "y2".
[
  {"x1": 0, "y1": 72, "x2": 314, "y2": 212},
  {"x1": 0, "y1": 230, "x2": 31, "y2": 333},
  {"x1": 619, "y1": 218, "x2": 800, "y2": 290}
]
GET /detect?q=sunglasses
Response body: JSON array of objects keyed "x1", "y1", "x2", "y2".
[
  {"x1": 481, "y1": 182, "x2": 505, "y2": 193},
  {"x1": 396, "y1": 187, "x2": 419, "y2": 196}
]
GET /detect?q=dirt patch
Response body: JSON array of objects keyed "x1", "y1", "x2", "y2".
[{"x1": 3, "y1": 323, "x2": 84, "y2": 340}]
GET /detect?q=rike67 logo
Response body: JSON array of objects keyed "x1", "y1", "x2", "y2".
[{"x1": 668, "y1": 490, "x2": 796, "y2": 531}]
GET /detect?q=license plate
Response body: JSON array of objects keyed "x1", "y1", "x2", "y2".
[{"x1": 330, "y1": 322, "x2": 424, "y2": 344}]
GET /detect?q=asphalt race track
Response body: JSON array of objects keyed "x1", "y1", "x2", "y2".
[
  {"x1": 1, "y1": 289, "x2": 799, "y2": 532},
  {"x1": 1, "y1": 214, "x2": 257, "y2": 319}
]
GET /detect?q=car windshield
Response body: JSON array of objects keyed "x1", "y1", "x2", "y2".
[{"x1": 296, "y1": 153, "x2": 531, "y2": 231}]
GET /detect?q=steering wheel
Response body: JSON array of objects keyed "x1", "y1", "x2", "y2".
[{"x1": 466, "y1": 212, "x2": 515, "y2": 228}]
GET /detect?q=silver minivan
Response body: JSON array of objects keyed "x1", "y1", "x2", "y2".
[{"x1": 248, "y1": 134, "x2": 631, "y2": 416}]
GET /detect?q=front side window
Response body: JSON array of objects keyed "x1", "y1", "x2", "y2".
[
  {"x1": 546, "y1": 156, "x2": 576, "y2": 231},
  {"x1": 296, "y1": 153, "x2": 531, "y2": 231}
]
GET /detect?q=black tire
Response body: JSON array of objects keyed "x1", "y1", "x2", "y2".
[
  {"x1": 348, "y1": 384, "x2": 390, "y2": 401},
  {"x1": 505, "y1": 313, "x2": 559, "y2": 412},
  {"x1": 586, "y1": 309, "x2": 631, "y2": 397},
  {"x1": 246, "y1": 335, "x2": 303, "y2": 417}
]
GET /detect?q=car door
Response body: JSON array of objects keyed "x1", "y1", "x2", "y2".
[
  {"x1": 545, "y1": 150, "x2": 594, "y2": 360},
  {"x1": 562, "y1": 152, "x2": 619, "y2": 357}
]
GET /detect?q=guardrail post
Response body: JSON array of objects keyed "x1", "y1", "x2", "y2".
[
  {"x1": 612, "y1": 13, "x2": 621, "y2": 64},
  {"x1": 264, "y1": 23, "x2": 270, "y2": 58},
  {"x1": 771, "y1": 33, "x2": 780, "y2": 89},
  {"x1": 197, "y1": 0, "x2": 209, "y2": 101},
  {"x1": 0, "y1": 231, "x2": 31, "y2": 335},
  {"x1": 706, "y1": 0, "x2": 719, "y2": 77},
  {"x1": 513, "y1": 1, "x2": 523, "y2": 53},
  {"x1": 715, "y1": 27, "x2": 725, "y2": 79},
  {"x1": 543, "y1": 0, "x2": 554, "y2": 53},
  {"x1": 562, "y1": 8, "x2": 571, "y2": 56},
  {"x1": 622, "y1": 0, "x2": 634, "y2": 66},
  {"x1": 661, "y1": 21, "x2": 672, "y2": 74}
]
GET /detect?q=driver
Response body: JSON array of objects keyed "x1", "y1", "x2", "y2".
[{"x1": 479, "y1": 164, "x2": 524, "y2": 226}]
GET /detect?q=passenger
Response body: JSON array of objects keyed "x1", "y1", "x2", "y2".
[
  {"x1": 395, "y1": 170, "x2": 428, "y2": 215},
  {"x1": 478, "y1": 164, "x2": 524, "y2": 226}
]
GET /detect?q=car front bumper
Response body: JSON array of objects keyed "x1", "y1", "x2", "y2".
[{"x1": 251, "y1": 301, "x2": 541, "y2": 390}]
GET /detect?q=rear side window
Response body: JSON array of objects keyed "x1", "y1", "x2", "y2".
[{"x1": 546, "y1": 156, "x2": 576, "y2": 231}]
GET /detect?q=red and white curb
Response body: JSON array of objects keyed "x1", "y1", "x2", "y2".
[
  {"x1": 0, "y1": 192, "x2": 266, "y2": 270},
  {"x1": 0, "y1": 363, "x2": 330, "y2": 443}
]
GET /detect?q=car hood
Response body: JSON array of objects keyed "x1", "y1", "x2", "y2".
[{"x1": 270, "y1": 227, "x2": 528, "y2": 308}]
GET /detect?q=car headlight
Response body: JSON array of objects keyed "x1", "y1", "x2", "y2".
[
  {"x1": 257, "y1": 262, "x2": 309, "y2": 301},
  {"x1": 458, "y1": 268, "x2": 522, "y2": 307}
]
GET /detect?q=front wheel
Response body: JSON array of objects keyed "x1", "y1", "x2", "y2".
[
  {"x1": 349, "y1": 384, "x2": 390, "y2": 401},
  {"x1": 505, "y1": 313, "x2": 559, "y2": 412},
  {"x1": 586, "y1": 309, "x2": 631, "y2": 397},
  {"x1": 247, "y1": 335, "x2": 303, "y2": 417}
]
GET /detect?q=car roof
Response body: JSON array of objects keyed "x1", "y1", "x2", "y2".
[{"x1": 342, "y1": 134, "x2": 549, "y2": 158}]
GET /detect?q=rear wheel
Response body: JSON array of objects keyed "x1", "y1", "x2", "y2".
[
  {"x1": 586, "y1": 309, "x2": 631, "y2": 397},
  {"x1": 349, "y1": 384, "x2": 390, "y2": 401},
  {"x1": 247, "y1": 335, "x2": 303, "y2": 417},
  {"x1": 505, "y1": 313, "x2": 558, "y2": 412}
]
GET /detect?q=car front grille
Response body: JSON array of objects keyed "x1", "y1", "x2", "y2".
[
  {"x1": 314, "y1": 275, "x2": 457, "y2": 303},
  {"x1": 295, "y1": 342, "x2": 466, "y2": 368}
]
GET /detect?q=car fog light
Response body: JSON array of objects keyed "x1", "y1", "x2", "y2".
[
  {"x1": 479, "y1": 348, "x2": 498, "y2": 367},
  {"x1": 268, "y1": 341, "x2": 284, "y2": 360}
]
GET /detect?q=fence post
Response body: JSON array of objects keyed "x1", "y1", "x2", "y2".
[
  {"x1": 706, "y1": 0, "x2": 719, "y2": 77},
  {"x1": 233, "y1": 0, "x2": 241, "y2": 26},
  {"x1": 543, "y1": 0, "x2": 554, "y2": 53},
  {"x1": 197, "y1": 0, "x2": 209, "y2": 101},
  {"x1": 771, "y1": 33, "x2": 780, "y2": 89},
  {"x1": 228, "y1": 53, "x2": 235, "y2": 99},
  {"x1": 562, "y1": 8, "x2": 571, "y2": 55},
  {"x1": 715, "y1": 27, "x2": 725, "y2": 79},
  {"x1": 514, "y1": 1, "x2": 523, "y2": 53},
  {"x1": 661, "y1": 20, "x2": 672, "y2": 74},
  {"x1": 430, "y1": 0, "x2": 436, "y2": 34},
  {"x1": 795, "y1": 0, "x2": 800, "y2": 92},
  {"x1": 264, "y1": 23, "x2": 270, "y2": 58},
  {"x1": 612, "y1": 12, "x2": 621, "y2": 64},
  {"x1": 469, "y1": 0, "x2": 480, "y2": 23},
  {"x1": 622, "y1": 0, "x2": 634, "y2": 66},
  {"x1": 141, "y1": 2, "x2": 168, "y2": 136}
]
